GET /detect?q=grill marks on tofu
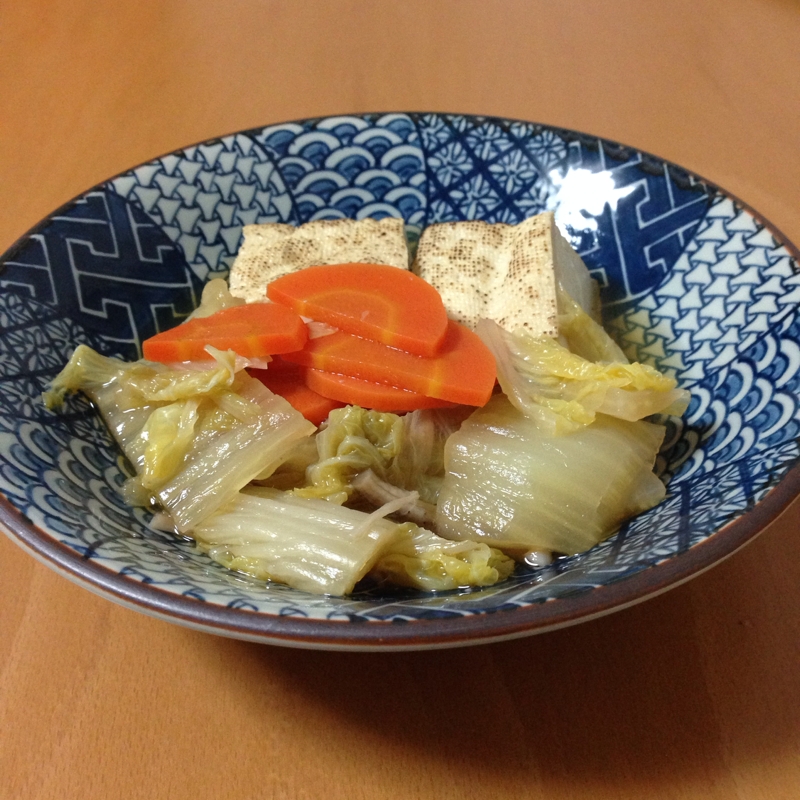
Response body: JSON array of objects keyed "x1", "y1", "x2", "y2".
[
  {"x1": 413, "y1": 212, "x2": 588, "y2": 336},
  {"x1": 229, "y1": 217, "x2": 411, "y2": 303},
  {"x1": 228, "y1": 212, "x2": 598, "y2": 344}
]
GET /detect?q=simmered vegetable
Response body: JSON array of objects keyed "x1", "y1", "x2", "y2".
[
  {"x1": 371, "y1": 524, "x2": 514, "y2": 592},
  {"x1": 249, "y1": 364, "x2": 345, "y2": 425},
  {"x1": 293, "y1": 405, "x2": 464, "y2": 507},
  {"x1": 282, "y1": 321, "x2": 496, "y2": 407},
  {"x1": 436, "y1": 395, "x2": 667, "y2": 555},
  {"x1": 267, "y1": 263, "x2": 449, "y2": 356},
  {"x1": 194, "y1": 487, "x2": 408, "y2": 596},
  {"x1": 44, "y1": 345, "x2": 316, "y2": 532},
  {"x1": 143, "y1": 302, "x2": 308, "y2": 363},
  {"x1": 304, "y1": 369, "x2": 458, "y2": 412},
  {"x1": 477, "y1": 317, "x2": 689, "y2": 435}
]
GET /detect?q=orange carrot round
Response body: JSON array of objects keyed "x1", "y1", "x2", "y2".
[
  {"x1": 282, "y1": 320, "x2": 496, "y2": 407},
  {"x1": 304, "y1": 369, "x2": 458, "y2": 412},
  {"x1": 266, "y1": 263, "x2": 448, "y2": 357},
  {"x1": 142, "y1": 303, "x2": 308, "y2": 363}
]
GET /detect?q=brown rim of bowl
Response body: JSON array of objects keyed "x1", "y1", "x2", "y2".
[
  {"x1": 1, "y1": 112, "x2": 799, "y2": 650},
  {"x1": 1, "y1": 459, "x2": 798, "y2": 650}
]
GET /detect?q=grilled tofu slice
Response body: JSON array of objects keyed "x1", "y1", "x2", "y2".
[
  {"x1": 412, "y1": 212, "x2": 599, "y2": 335},
  {"x1": 229, "y1": 217, "x2": 410, "y2": 303}
]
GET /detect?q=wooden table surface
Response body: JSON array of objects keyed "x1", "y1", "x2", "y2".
[{"x1": 2, "y1": 2, "x2": 799, "y2": 798}]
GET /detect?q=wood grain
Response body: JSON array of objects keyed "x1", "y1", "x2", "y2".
[{"x1": 1, "y1": 2, "x2": 799, "y2": 798}]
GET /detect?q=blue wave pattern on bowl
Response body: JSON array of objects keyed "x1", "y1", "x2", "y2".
[{"x1": 0, "y1": 113, "x2": 798, "y2": 625}]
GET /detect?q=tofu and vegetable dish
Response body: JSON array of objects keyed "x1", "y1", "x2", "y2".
[{"x1": 44, "y1": 213, "x2": 689, "y2": 596}]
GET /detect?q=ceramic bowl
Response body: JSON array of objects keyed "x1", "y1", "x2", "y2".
[{"x1": 1, "y1": 113, "x2": 798, "y2": 650}]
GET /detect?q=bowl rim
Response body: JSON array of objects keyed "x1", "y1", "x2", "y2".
[
  {"x1": 2, "y1": 461, "x2": 799, "y2": 650},
  {"x1": 1, "y1": 111, "x2": 799, "y2": 650}
]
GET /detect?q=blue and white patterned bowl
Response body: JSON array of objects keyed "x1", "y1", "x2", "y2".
[{"x1": 1, "y1": 113, "x2": 798, "y2": 650}]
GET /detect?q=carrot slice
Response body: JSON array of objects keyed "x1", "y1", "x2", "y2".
[
  {"x1": 249, "y1": 366, "x2": 344, "y2": 425},
  {"x1": 304, "y1": 369, "x2": 458, "y2": 412},
  {"x1": 266, "y1": 263, "x2": 448, "y2": 357},
  {"x1": 282, "y1": 320, "x2": 496, "y2": 407},
  {"x1": 142, "y1": 303, "x2": 308, "y2": 363}
]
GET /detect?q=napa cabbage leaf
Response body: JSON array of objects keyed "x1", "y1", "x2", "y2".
[
  {"x1": 371, "y1": 524, "x2": 514, "y2": 592},
  {"x1": 294, "y1": 405, "x2": 467, "y2": 505},
  {"x1": 436, "y1": 394, "x2": 667, "y2": 555},
  {"x1": 477, "y1": 318, "x2": 689, "y2": 435},
  {"x1": 194, "y1": 486, "x2": 409, "y2": 595},
  {"x1": 187, "y1": 277, "x2": 247, "y2": 320},
  {"x1": 195, "y1": 485, "x2": 513, "y2": 595},
  {"x1": 44, "y1": 345, "x2": 315, "y2": 531}
]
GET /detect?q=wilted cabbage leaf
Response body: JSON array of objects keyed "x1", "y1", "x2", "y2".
[
  {"x1": 477, "y1": 318, "x2": 689, "y2": 435},
  {"x1": 293, "y1": 405, "x2": 403, "y2": 504},
  {"x1": 295, "y1": 406, "x2": 467, "y2": 505},
  {"x1": 194, "y1": 486, "x2": 410, "y2": 595},
  {"x1": 44, "y1": 345, "x2": 315, "y2": 531},
  {"x1": 139, "y1": 399, "x2": 200, "y2": 490},
  {"x1": 187, "y1": 278, "x2": 247, "y2": 320},
  {"x1": 557, "y1": 290, "x2": 628, "y2": 363},
  {"x1": 436, "y1": 394, "x2": 667, "y2": 555},
  {"x1": 195, "y1": 485, "x2": 513, "y2": 595},
  {"x1": 372, "y1": 524, "x2": 514, "y2": 592}
]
